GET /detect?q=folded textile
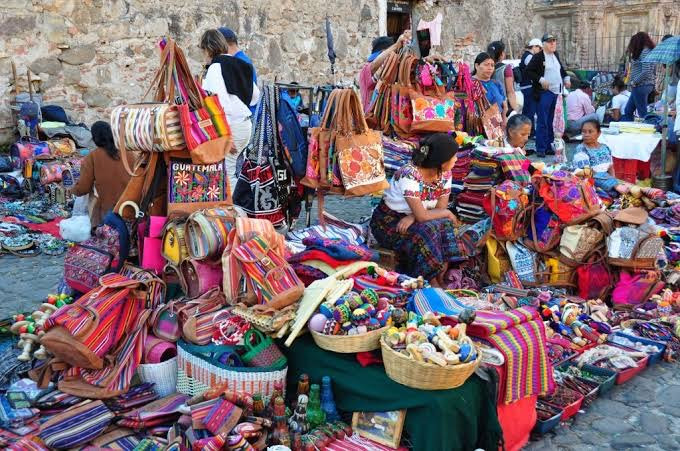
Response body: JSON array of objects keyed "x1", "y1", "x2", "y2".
[
  {"x1": 286, "y1": 213, "x2": 366, "y2": 248},
  {"x1": 301, "y1": 237, "x2": 379, "y2": 262},
  {"x1": 466, "y1": 307, "x2": 539, "y2": 337},
  {"x1": 288, "y1": 249, "x2": 355, "y2": 268}
]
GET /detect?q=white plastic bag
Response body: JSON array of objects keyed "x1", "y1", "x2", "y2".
[
  {"x1": 71, "y1": 195, "x2": 89, "y2": 216},
  {"x1": 60, "y1": 215, "x2": 91, "y2": 242}
]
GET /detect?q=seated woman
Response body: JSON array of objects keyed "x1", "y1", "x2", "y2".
[
  {"x1": 72, "y1": 121, "x2": 132, "y2": 227},
  {"x1": 505, "y1": 114, "x2": 532, "y2": 153},
  {"x1": 572, "y1": 119, "x2": 632, "y2": 195},
  {"x1": 370, "y1": 133, "x2": 461, "y2": 288}
]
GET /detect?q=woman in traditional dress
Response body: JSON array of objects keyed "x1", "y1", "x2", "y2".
[{"x1": 370, "y1": 133, "x2": 461, "y2": 287}]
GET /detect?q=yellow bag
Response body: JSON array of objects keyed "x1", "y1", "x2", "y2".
[
  {"x1": 161, "y1": 218, "x2": 189, "y2": 267},
  {"x1": 486, "y1": 237, "x2": 511, "y2": 283}
]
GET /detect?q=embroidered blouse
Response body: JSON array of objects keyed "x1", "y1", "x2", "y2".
[
  {"x1": 572, "y1": 142, "x2": 613, "y2": 173},
  {"x1": 383, "y1": 163, "x2": 452, "y2": 214}
]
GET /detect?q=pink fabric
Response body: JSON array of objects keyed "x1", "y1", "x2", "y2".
[
  {"x1": 358, "y1": 63, "x2": 376, "y2": 113},
  {"x1": 417, "y1": 13, "x2": 443, "y2": 46},
  {"x1": 566, "y1": 89, "x2": 595, "y2": 121}
]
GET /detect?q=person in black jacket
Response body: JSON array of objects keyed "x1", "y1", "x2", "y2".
[
  {"x1": 526, "y1": 33, "x2": 571, "y2": 157},
  {"x1": 519, "y1": 38, "x2": 542, "y2": 137}
]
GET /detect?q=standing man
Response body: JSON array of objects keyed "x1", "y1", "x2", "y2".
[
  {"x1": 519, "y1": 38, "x2": 542, "y2": 137},
  {"x1": 219, "y1": 27, "x2": 258, "y2": 113},
  {"x1": 526, "y1": 33, "x2": 571, "y2": 158}
]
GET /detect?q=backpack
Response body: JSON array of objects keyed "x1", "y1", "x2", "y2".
[
  {"x1": 533, "y1": 170, "x2": 602, "y2": 224},
  {"x1": 483, "y1": 180, "x2": 530, "y2": 241},
  {"x1": 64, "y1": 212, "x2": 129, "y2": 293},
  {"x1": 512, "y1": 66, "x2": 523, "y2": 85},
  {"x1": 277, "y1": 95, "x2": 308, "y2": 178}
]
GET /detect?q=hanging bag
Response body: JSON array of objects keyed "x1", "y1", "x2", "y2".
[
  {"x1": 409, "y1": 63, "x2": 457, "y2": 133},
  {"x1": 233, "y1": 85, "x2": 286, "y2": 227},
  {"x1": 365, "y1": 51, "x2": 399, "y2": 133},
  {"x1": 167, "y1": 157, "x2": 232, "y2": 215},
  {"x1": 335, "y1": 89, "x2": 389, "y2": 195},
  {"x1": 161, "y1": 216, "x2": 189, "y2": 267},
  {"x1": 393, "y1": 54, "x2": 419, "y2": 137}
]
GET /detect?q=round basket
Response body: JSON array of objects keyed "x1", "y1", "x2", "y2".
[
  {"x1": 380, "y1": 337, "x2": 481, "y2": 390},
  {"x1": 137, "y1": 357, "x2": 178, "y2": 397},
  {"x1": 311, "y1": 327, "x2": 387, "y2": 353}
]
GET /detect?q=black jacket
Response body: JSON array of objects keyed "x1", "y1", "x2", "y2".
[
  {"x1": 525, "y1": 50, "x2": 568, "y2": 96},
  {"x1": 518, "y1": 50, "x2": 533, "y2": 88}
]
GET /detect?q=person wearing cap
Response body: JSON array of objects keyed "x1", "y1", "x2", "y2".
[
  {"x1": 281, "y1": 81, "x2": 305, "y2": 112},
  {"x1": 370, "y1": 133, "x2": 462, "y2": 288},
  {"x1": 219, "y1": 27, "x2": 258, "y2": 115},
  {"x1": 358, "y1": 30, "x2": 411, "y2": 113},
  {"x1": 526, "y1": 33, "x2": 571, "y2": 158},
  {"x1": 519, "y1": 38, "x2": 543, "y2": 136},
  {"x1": 566, "y1": 80, "x2": 598, "y2": 135}
]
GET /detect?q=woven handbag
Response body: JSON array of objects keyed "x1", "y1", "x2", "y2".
[
  {"x1": 179, "y1": 259, "x2": 223, "y2": 299},
  {"x1": 241, "y1": 329, "x2": 286, "y2": 368},
  {"x1": 231, "y1": 233, "x2": 305, "y2": 310},
  {"x1": 185, "y1": 207, "x2": 244, "y2": 260},
  {"x1": 161, "y1": 216, "x2": 189, "y2": 267},
  {"x1": 39, "y1": 400, "x2": 114, "y2": 449},
  {"x1": 179, "y1": 288, "x2": 228, "y2": 345},
  {"x1": 176, "y1": 339, "x2": 287, "y2": 398}
]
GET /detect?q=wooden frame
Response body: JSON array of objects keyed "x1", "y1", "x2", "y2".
[{"x1": 351, "y1": 409, "x2": 406, "y2": 449}]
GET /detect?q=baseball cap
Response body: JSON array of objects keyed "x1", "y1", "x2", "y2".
[
  {"x1": 218, "y1": 27, "x2": 237, "y2": 42},
  {"x1": 542, "y1": 33, "x2": 557, "y2": 42},
  {"x1": 528, "y1": 38, "x2": 543, "y2": 48}
]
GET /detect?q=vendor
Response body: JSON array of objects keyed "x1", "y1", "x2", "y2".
[
  {"x1": 473, "y1": 52, "x2": 508, "y2": 128},
  {"x1": 358, "y1": 30, "x2": 411, "y2": 113},
  {"x1": 200, "y1": 29, "x2": 261, "y2": 194},
  {"x1": 505, "y1": 114, "x2": 533, "y2": 153},
  {"x1": 609, "y1": 76, "x2": 630, "y2": 122},
  {"x1": 572, "y1": 119, "x2": 632, "y2": 195},
  {"x1": 72, "y1": 121, "x2": 132, "y2": 227},
  {"x1": 370, "y1": 133, "x2": 461, "y2": 288}
]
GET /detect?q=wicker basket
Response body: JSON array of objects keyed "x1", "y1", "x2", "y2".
[
  {"x1": 137, "y1": 357, "x2": 178, "y2": 398},
  {"x1": 380, "y1": 337, "x2": 481, "y2": 390},
  {"x1": 310, "y1": 327, "x2": 386, "y2": 353},
  {"x1": 176, "y1": 340, "x2": 287, "y2": 397}
]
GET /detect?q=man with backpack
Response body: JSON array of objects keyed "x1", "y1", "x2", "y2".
[{"x1": 519, "y1": 38, "x2": 543, "y2": 137}]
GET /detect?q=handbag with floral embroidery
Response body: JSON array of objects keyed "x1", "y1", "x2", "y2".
[{"x1": 409, "y1": 62, "x2": 456, "y2": 133}]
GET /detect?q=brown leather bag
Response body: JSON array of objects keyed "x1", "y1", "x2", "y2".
[{"x1": 179, "y1": 288, "x2": 229, "y2": 345}]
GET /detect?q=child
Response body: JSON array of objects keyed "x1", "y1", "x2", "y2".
[
  {"x1": 370, "y1": 133, "x2": 461, "y2": 288},
  {"x1": 572, "y1": 119, "x2": 632, "y2": 195}
]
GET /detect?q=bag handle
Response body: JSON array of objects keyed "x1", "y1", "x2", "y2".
[{"x1": 243, "y1": 328, "x2": 267, "y2": 351}]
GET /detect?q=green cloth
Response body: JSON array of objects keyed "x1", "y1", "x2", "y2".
[{"x1": 284, "y1": 335, "x2": 503, "y2": 451}]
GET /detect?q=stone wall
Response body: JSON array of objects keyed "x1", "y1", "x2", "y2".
[{"x1": 0, "y1": 0, "x2": 379, "y2": 142}]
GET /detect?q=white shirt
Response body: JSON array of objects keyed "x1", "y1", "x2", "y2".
[
  {"x1": 611, "y1": 90, "x2": 631, "y2": 113},
  {"x1": 202, "y1": 60, "x2": 261, "y2": 125},
  {"x1": 542, "y1": 52, "x2": 563, "y2": 94}
]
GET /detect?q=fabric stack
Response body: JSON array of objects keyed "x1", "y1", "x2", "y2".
[
  {"x1": 382, "y1": 137, "x2": 418, "y2": 177},
  {"x1": 451, "y1": 148, "x2": 473, "y2": 194}
]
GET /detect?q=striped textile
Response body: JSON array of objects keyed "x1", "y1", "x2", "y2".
[
  {"x1": 117, "y1": 393, "x2": 188, "y2": 429},
  {"x1": 232, "y1": 234, "x2": 302, "y2": 305},
  {"x1": 39, "y1": 400, "x2": 114, "y2": 449},
  {"x1": 464, "y1": 308, "x2": 554, "y2": 403},
  {"x1": 203, "y1": 398, "x2": 243, "y2": 435},
  {"x1": 407, "y1": 288, "x2": 474, "y2": 316},
  {"x1": 190, "y1": 397, "x2": 220, "y2": 429}
]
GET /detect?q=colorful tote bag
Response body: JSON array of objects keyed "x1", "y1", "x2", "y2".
[
  {"x1": 39, "y1": 400, "x2": 114, "y2": 449},
  {"x1": 167, "y1": 157, "x2": 232, "y2": 215},
  {"x1": 534, "y1": 170, "x2": 601, "y2": 224},
  {"x1": 335, "y1": 89, "x2": 389, "y2": 196},
  {"x1": 410, "y1": 81, "x2": 456, "y2": 133},
  {"x1": 483, "y1": 180, "x2": 530, "y2": 241}
]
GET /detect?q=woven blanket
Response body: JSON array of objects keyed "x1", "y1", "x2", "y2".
[
  {"x1": 495, "y1": 153, "x2": 531, "y2": 184},
  {"x1": 301, "y1": 237, "x2": 379, "y2": 262},
  {"x1": 464, "y1": 308, "x2": 554, "y2": 403}
]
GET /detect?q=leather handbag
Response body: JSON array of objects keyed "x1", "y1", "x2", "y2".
[
  {"x1": 233, "y1": 85, "x2": 286, "y2": 227},
  {"x1": 178, "y1": 288, "x2": 228, "y2": 345},
  {"x1": 167, "y1": 157, "x2": 233, "y2": 215},
  {"x1": 392, "y1": 54, "x2": 419, "y2": 137},
  {"x1": 161, "y1": 216, "x2": 189, "y2": 267},
  {"x1": 41, "y1": 274, "x2": 147, "y2": 369},
  {"x1": 335, "y1": 89, "x2": 389, "y2": 196},
  {"x1": 39, "y1": 400, "x2": 114, "y2": 449},
  {"x1": 185, "y1": 207, "x2": 244, "y2": 261},
  {"x1": 231, "y1": 233, "x2": 304, "y2": 309},
  {"x1": 180, "y1": 258, "x2": 223, "y2": 299},
  {"x1": 365, "y1": 51, "x2": 399, "y2": 133}
]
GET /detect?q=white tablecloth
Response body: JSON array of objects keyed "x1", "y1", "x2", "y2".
[{"x1": 599, "y1": 132, "x2": 661, "y2": 162}]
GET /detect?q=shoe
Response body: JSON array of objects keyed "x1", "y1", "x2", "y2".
[{"x1": 546, "y1": 148, "x2": 555, "y2": 156}]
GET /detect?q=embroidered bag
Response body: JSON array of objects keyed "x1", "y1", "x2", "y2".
[
  {"x1": 525, "y1": 204, "x2": 561, "y2": 253},
  {"x1": 64, "y1": 212, "x2": 129, "y2": 293},
  {"x1": 560, "y1": 224, "x2": 604, "y2": 264},
  {"x1": 409, "y1": 65, "x2": 457, "y2": 133},
  {"x1": 335, "y1": 89, "x2": 389, "y2": 195},
  {"x1": 233, "y1": 85, "x2": 286, "y2": 227},
  {"x1": 167, "y1": 157, "x2": 232, "y2": 215},
  {"x1": 576, "y1": 253, "x2": 613, "y2": 300},
  {"x1": 39, "y1": 400, "x2": 114, "y2": 449},
  {"x1": 505, "y1": 241, "x2": 537, "y2": 283},
  {"x1": 608, "y1": 227, "x2": 664, "y2": 269},
  {"x1": 534, "y1": 170, "x2": 601, "y2": 224},
  {"x1": 231, "y1": 233, "x2": 305, "y2": 310},
  {"x1": 483, "y1": 180, "x2": 530, "y2": 241},
  {"x1": 392, "y1": 55, "x2": 419, "y2": 137}
]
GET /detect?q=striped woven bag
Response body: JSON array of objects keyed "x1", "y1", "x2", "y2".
[{"x1": 39, "y1": 400, "x2": 114, "y2": 449}]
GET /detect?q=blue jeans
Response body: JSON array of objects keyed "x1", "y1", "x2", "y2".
[
  {"x1": 622, "y1": 84, "x2": 654, "y2": 121},
  {"x1": 521, "y1": 87, "x2": 536, "y2": 136},
  {"x1": 536, "y1": 90, "x2": 558, "y2": 155}
]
